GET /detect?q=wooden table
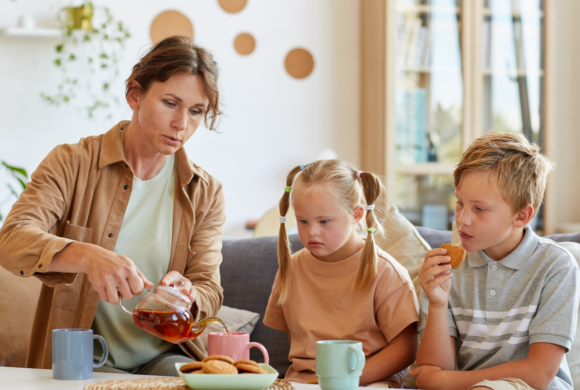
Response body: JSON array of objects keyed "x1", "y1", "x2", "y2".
[{"x1": 0, "y1": 366, "x2": 400, "y2": 389}]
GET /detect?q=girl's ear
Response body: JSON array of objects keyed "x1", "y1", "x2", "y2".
[
  {"x1": 353, "y1": 205, "x2": 365, "y2": 224},
  {"x1": 514, "y1": 203, "x2": 534, "y2": 228},
  {"x1": 126, "y1": 80, "x2": 142, "y2": 110}
]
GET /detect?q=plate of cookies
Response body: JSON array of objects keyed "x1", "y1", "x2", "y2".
[{"x1": 176, "y1": 355, "x2": 279, "y2": 390}]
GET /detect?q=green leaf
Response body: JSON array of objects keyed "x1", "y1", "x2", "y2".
[
  {"x1": 101, "y1": 63, "x2": 107, "y2": 69},
  {"x1": 0, "y1": 211, "x2": 3, "y2": 222},
  {"x1": 7, "y1": 183, "x2": 20, "y2": 197},
  {"x1": 54, "y1": 58, "x2": 62, "y2": 67},
  {"x1": 69, "y1": 54, "x2": 76, "y2": 61},
  {"x1": 88, "y1": 57, "x2": 93, "y2": 63},
  {"x1": 56, "y1": 44, "x2": 64, "y2": 53},
  {"x1": 13, "y1": 175, "x2": 26, "y2": 191},
  {"x1": 100, "y1": 53, "x2": 109, "y2": 59},
  {"x1": 84, "y1": 34, "x2": 91, "y2": 42},
  {"x1": 2, "y1": 162, "x2": 28, "y2": 179},
  {"x1": 103, "y1": 82, "x2": 109, "y2": 90}
]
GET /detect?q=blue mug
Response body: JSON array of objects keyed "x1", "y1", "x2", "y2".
[{"x1": 52, "y1": 328, "x2": 108, "y2": 380}]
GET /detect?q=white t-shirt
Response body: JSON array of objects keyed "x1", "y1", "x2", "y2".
[{"x1": 92, "y1": 152, "x2": 176, "y2": 370}]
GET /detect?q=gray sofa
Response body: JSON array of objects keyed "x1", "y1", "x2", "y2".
[{"x1": 220, "y1": 227, "x2": 580, "y2": 378}]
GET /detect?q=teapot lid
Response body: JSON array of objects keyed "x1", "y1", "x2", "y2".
[{"x1": 150, "y1": 283, "x2": 192, "y2": 311}]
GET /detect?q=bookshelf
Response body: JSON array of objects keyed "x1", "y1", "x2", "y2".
[{"x1": 361, "y1": 0, "x2": 554, "y2": 233}]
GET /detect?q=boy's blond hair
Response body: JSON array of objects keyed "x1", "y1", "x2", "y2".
[{"x1": 454, "y1": 132, "x2": 555, "y2": 217}]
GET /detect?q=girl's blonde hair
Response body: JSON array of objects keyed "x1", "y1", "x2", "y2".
[{"x1": 277, "y1": 159, "x2": 386, "y2": 304}]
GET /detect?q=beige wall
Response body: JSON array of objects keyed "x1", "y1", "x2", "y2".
[{"x1": 549, "y1": 0, "x2": 580, "y2": 231}]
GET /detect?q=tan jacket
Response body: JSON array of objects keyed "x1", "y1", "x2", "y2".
[{"x1": 0, "y1": 121, "x2": 225, "y2": 369}]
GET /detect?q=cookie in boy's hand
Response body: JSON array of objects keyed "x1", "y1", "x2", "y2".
[{"x1": 440, "y1": 243, "x2": 466, "y2": 269}]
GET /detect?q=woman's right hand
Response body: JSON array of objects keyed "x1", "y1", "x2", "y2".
[
  {"x1": 49, "y1": 242, "x2": 153, "y2": 304},
  {"x1": 418, "y1": 248, "x2": 453, "y2": 308}
]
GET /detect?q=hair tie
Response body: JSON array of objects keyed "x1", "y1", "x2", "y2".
[
  {"x1": 300, "y1": 164, "x2": 306, "y2": 171},
  {"x1": 356, "y1": 171, "x2": 362, "y2": 179},
  {"x1": 279, "y1": 216, "x2": 287, "y2": 224},
  {"x1": 365, "y1": 204, "x2": 375, "y2": 211},
  {"x1": 284, "y1": 186, "x2": 292, "y2": 193},
  {"x1": 366, "y1": 227, "x2": 376, "y2": 234}
]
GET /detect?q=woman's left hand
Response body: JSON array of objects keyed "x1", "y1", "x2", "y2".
[{"x1": 158, "y1": 270, "x2": 197, "y2": 304}]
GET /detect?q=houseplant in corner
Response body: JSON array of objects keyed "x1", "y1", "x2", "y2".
[
  {"x1": 0, "y1": 161, "x2": 28, "y2": 222},
  {"x1": 41, "y1": 2, "x2": 131, "y2": 119}
]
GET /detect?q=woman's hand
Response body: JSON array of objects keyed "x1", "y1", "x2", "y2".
[
  {"x1": 49, "y1": 242, "x2": 154, "y2": 305},
  {"x1": 158, "y1": 270, "x2": 197, "y2": 304},
  {"x1": 418, "y1": 248, "x2": 453, "y2": 309}
]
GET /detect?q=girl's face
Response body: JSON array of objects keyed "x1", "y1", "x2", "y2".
[
  {"x1": 128, "y1": 72, "x2": 209, "y2": 156},
  {"x1": 293, "y1": 185, "x2": 364, "y2": 262}
]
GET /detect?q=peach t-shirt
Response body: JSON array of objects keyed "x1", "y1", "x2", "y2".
[{"x1": 263, "y1": 244, "x2": 419, "y2": 386}]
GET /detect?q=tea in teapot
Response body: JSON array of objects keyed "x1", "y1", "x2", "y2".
[{"x1": 120, "y1": 281, "x2": 230, "y2": 344}]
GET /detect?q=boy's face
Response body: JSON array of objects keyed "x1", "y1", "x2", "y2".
[{"x1": 455, "y1": 171, "x2": 529, "y2": 260}]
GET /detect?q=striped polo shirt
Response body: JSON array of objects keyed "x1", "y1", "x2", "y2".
[{"x1": 419, "y1": 226, "x2": 580, "y2": 390}]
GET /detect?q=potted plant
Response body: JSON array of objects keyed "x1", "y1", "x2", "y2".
[
  {"x1": 0, "y1": 161, "x2": 28, "y2": 222},
  {"x1": 41, "y1": 2, "x2": 131, "y2": 119}
]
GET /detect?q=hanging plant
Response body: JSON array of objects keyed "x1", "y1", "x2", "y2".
[
  {"x1": 0, "y1": 161, "x2": 28, "y2": 222},
  {"x1": 40, "y1": 3, "x2": 131, "y2": 119}
]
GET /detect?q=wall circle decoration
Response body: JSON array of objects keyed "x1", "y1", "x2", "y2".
[
  {"x1": 284, "y1": 48, "x2": 314, "y2": 79},
  {"x1": 150, "y1": 10, "x2": 193, "y2": 44},
  {"x1": 234, "y1": 33, "x2": 256, "y2": 55},
  {"x1": 218, "y1": 0, "x2": 247, "y2": 14}
]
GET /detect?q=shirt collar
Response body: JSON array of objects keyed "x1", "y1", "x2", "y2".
[
  {"x1": 467, "y1": 226, "x2": 538, "y2": 270},
  {"x1": 98, "y1": 121, "x2": 208, "y2": 186}
]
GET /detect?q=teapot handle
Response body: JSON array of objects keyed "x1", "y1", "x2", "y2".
[{"x1": 118, "y1": 287, "x2": 151, "y2": 315}]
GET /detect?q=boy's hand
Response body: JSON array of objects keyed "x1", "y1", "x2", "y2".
[
  {"x1": 410, "y1": 365, "x2": 445, "y2": 390},
  {"x1": 419, "y1": 248, "x2": 453, "y2": 308}
]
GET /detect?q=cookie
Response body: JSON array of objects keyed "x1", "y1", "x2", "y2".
[
  {"x1": 190, "y1": 370, "x2": 204, "y2": 374},
  {"x1": 441, "y1": 243, "x2": 466, "y2": 269},
  {"x1": 236, "y1": 363, "x2": 266, "y2": 374},
  {"x1": 179, "y1": 361, "x2": 204, "y2": 373},
  {"x1": 202, "y1": 355, "x2": 235, "y2": 365},
  {"x1": 233, "y1": 359, "x2": 259, "y2": 367},
  {"x1": 202, "y1": 359, "x2": 238, "y2": 374}
]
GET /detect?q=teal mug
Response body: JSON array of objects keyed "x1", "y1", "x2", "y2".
[{"x1": 316, "y1": 340, "x2": 366, "y2": 390}]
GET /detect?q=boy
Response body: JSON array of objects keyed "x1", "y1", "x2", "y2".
[{"x1": 411, "y1": 132, "x2": 579, "y2": 390}]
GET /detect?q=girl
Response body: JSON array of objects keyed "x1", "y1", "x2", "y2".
[{"x1": 264, "y1": 160, "x2": 419, "y2": 388}]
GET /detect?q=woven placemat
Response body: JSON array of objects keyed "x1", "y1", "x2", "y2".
[{"x1": 83, "y1": 377, "x2": 295, "y2": 390}]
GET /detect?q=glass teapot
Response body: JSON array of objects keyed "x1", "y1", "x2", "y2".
[{"x1": 120, "y1": 280, "x2": 229, "y2": 344}]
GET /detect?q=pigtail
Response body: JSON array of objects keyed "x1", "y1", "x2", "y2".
[
  {"x1": 277, "y1": 166, "x2": 302, "y2": 305},
  {"x1": 353, "y1": 171, "x2": 385, "y2": 292}
]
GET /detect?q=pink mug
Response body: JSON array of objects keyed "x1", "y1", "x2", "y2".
[{"x1": 208, "y1": 332, "x2": 269, "y2": 364}]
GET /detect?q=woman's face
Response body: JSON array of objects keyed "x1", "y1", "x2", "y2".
[{"x1": 129, "y1": 72, "x2": 209, "y2": 155}]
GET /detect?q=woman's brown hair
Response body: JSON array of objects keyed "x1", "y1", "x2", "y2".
[
  {"x1": 277, "y1": 160, "x2": 386, "y2": 304},
  {"x1": 125, "y1": 35, "x2": 222, "y2": 130}
]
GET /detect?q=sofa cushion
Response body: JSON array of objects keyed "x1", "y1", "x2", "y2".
[
  {"x1": 0, "y1": 266, "x2": 41, "y2": 367},
  {"x1": 543, "y1": 238, "x2": 580, "y2": 390},
  {"x1": 375, "y1": 206, "x2": 433, "y2": 299},
  {"x1": 220, "y1": 234, "x2": 304, "y2": 377}
]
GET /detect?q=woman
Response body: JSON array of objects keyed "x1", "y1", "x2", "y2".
[{"x1": 0, "y1": 36, "x2": 225, "y2": 375}]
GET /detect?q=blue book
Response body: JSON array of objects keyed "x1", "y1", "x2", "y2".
[{"x1": 396, "y1": 88, "x2": 427, "y2": 163}]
